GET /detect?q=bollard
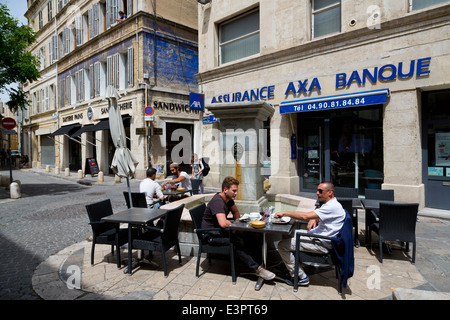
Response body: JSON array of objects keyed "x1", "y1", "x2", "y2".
[
  {"x1": 55, "y1": 167, "x2": 60, "y2": 175},
  {"x1": 77, "y1": 169, "x2": 83, "y2": 179},
  {"x1": 65, "y1": 168, "x2": 70, "y2": 176},
  {"x1": 13, "y1": 180, "x2": 21, "y2": 192},
  {"x1": 97, "y1": 171, "x2": 104, "y2": 183},
  {"x1": 10, "y1": 182, "x2": 21, "y2": 199},
  {"x1": 45, "y1": 165, "x2": 50, "y2": 173},
  {"x1": 114, "y1": 174, "x2": 121, "y2": 183}
]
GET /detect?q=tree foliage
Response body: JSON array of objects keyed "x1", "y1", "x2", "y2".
[{"x1": 0, "y1": 4, "x2": 40, "y2": 113}]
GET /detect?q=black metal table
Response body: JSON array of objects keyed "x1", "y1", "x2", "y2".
[
  {"x1": 229, "y1": 219, "x2": 295, "y2": 290},
  {"x1": 102, "y1": 207, "x2": 168, "y2": 274}
]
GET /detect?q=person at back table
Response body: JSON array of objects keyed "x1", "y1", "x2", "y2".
[
  {"x1": 140, "y1": 168, "x2": 164, "y2": 208},
  {"x1": 274, "y1": 181, "x2": 345, "y2": 286},
  {"x1": 161, "y1": 162, "x2": 192, "y2": 191},
  {"x1": 201, "y1": 176, "x2": 275, "y2": 281}
]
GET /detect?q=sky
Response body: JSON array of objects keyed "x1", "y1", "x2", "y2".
[{"x1": 0, "y1": 0, "x2": 29, "y2": 106}]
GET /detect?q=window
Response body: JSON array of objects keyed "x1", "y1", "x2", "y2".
[
  {"x1": 49, "y1": 34, "x2": 58, "y2": 65},
  {"x1": 411, "y1": 0, "x2": 447, "y2": 10},
  {"x1": 39, "y1": 10, "x2": 43, "y2": 29},
  {"x1": 219, "y1": 9, "x2": 260, "y2": 65},
  {"x1": 64, "y1": 27, "x2": 70, "y2": 55},
  {"x1": 312, "y1": 0, "x2": 341, "y2": 38},
  {"x1": 106, "y1": 0, "x2": 119, "y2": 29},
  {"x1": 48, "y1": 1, "x2": 53, "y2": 21}
]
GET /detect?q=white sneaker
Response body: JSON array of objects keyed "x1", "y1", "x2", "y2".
[{"x1": 256, "y1": 265, "x2": 275, "y2": 280}]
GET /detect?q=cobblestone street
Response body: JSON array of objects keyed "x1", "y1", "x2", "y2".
[{"x1": 0, "y1": 169, "x2": 138, "y2": 299}]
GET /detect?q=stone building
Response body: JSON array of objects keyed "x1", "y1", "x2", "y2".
[
  {"x1": 197, "y1": 0, "x2": 450, "y2": 209},
  {"x1": 23, "y1": 0, "x2": 200, "y2": 179}
]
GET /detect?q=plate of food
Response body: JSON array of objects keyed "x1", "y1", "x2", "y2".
[{"x1": 271, "y1": 216, "x2": 291, "y2": 224}]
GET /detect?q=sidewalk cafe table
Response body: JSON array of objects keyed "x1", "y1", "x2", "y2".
[
  {"x1": 163, "y1": 188, "x2": 193, "y2": 200},
  {"x1": 229, "y1": 218, "x2": 295, "y2": 290},
  {"x1": 102, "y1": 207, "x2": 168, "y2": 274}
]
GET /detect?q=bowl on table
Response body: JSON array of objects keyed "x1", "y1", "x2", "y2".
[
  {"x1": 249, "y1": 212, "x2": 261, "y2": 221},
  {"x1": 250, "y1": 220, "x2": 266, "y2": 229},
  {"x1": 176, "y1": 187, "x2": 185, "y2": 192}
]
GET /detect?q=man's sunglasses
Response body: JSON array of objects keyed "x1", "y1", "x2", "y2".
[{"x1": 317, "y1": 189, "x2": 329, "y2": 194}]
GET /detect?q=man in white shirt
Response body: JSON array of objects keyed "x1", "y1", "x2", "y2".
[
  {"x1": 140, "y1": 167, "x2": 164, "y2": 208},
  {"x1": 274, "y1": 181, "x2": 346, "y2": 286},
  {"x1": 161, "y1": 162, "x2": 192, "y2": 191}
]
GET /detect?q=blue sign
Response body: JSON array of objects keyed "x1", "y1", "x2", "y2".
[
  {"x1": 280, "y1": 89, "x2": 389, "y2": 114},
  {"x1": 202, "y1": 115, "x2": 219, "y2": 125},
  {"x1": 190, "y1": 92, "x2": 204, "y2": 111}
]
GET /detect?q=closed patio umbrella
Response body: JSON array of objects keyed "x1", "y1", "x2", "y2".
[{"x1": 106, "y1": 85, "x2": 139, "y2": 207}]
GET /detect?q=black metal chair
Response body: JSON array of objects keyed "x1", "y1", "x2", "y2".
[
  {"x1": 335, "y1": 187, "x2": 359, "y2": 247},
  {"x1": 85, "y1": 199, "x2": 128, "y2": 268},
  {"x1": 364, "y1": 189, "x2": 394, "y2": 201},
  {"x1": 335, "y1": 187, "x2": 358, "y2": 198},
  {"x1": 293, "y1": 211, "x2": 354, "y2": 294},
  {"x1": 189, "y1": 203, "x2": 236, "y2": 283},
  {"x1": 131, "y1": 204, "x2": 185, "y2": 277},
  {"x1": 338, "y1": 199, "x2": 359, "y2": 247},
  {"x1": 191, "y1": 179, "x2": 201, "y2": 195},
  {"x1": 369, "y1": 202, "x2": 418, "y2": 263},
  {"x1": 123, "y1": 192, "x2": 148, "y2": 208},
  {"x1": 364, "y1": 188, "x2": 394, "y2": 244}
]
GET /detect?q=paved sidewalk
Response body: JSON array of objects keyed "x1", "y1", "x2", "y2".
[{"x1": 32, "y1": 216, "x2": 449, "y2": 300}]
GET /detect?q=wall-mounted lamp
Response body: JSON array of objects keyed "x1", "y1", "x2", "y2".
[{"x1": 197, "y1": 0, "x2": 211, "y2": 4}]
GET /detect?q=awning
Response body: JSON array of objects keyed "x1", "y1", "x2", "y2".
[
  {"x1": 71, "y1": 124, "x2": 95, "y2": 138},
  {"x1": 92, "y1": 115, "x2": 130, "y2": 132},
  {"x1": 92, "y1": 119, "x2": 110, "y2": 131},
  {"x1": 279, "y1": 89, "x2": 390, "y2": 114},
  {"x1": 49, "y1": 123, "x2": 80, "y2": 136}
]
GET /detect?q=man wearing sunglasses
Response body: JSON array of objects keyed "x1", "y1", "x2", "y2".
[{"x1": 274, "y1": 181, "x2": 345, "y2": 286}]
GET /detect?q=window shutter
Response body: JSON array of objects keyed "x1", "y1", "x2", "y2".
[
  {"x1": 88, "y1": 8, "x2": 93, "y2": 40},
  {"x1": 52, "y1": 35, "x2": 58, "y2": 61},
  {"x1": 113, "y1": 53, "x2": 119, "y2": 89},
  {"x1": 64, "y1": 27, "x2": 69, "y2": 54},
  {"x1": 106, "y1": 0, "x2": 111, "y2": 30},
  {"x1": 94, "y1": 62, "x2": 100, "y2": 96},
  {"x1": 90, "y1": 64, "x2": 94, "y2": 99},
  {"x1": 127, "y1": 0, "x2": 133, "y2": 16},
  {"x1": 127, "y1": 47, "x2": 133, "y2": 87},
  {"x1": 76, "y1": 16, "x2": 82, "y2": 46},
  {"x1": 49, "y1": 41, "x2": 53, "y2": 65},
  {"x1": 93, "y1": 3, "x2": 99, "y2": 36},
  {"x1": 107, "y1": 56, "x2": 112, "y2": 86},
  {"x1": 66, "y1": 75, "x2": 71, "y2": 105}
]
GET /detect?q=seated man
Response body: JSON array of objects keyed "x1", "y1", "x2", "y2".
[
  {"x1": 140, "y1": 167, "x2": 165, "y2": 208},
  {"x1": 161, "y1": 162, "x2": 192, "y2": 191},
  {"x1": 201, "y1": 176, "x2": 275, "y2": 280},
  {"x1": 274, "y1": 181, "x2": 345, "y2": 286}
]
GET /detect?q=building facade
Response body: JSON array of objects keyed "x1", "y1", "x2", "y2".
[
  {"x1": 23, "y1": 0, "x2": 200, "y2": 179},
  {"x1": 197, "y1": 0, "x2": 450, "y2": 209}
]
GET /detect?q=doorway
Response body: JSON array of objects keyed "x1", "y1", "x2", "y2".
[
  {"x1": 165, "y1": 122, "x2": 194, "y2": 176},
  {"x1": 422, "y1": 89, "x2": 450, "y2": 209},
  {"x1": 299, "y1": 106, "x2": 383, "y2": 194}
]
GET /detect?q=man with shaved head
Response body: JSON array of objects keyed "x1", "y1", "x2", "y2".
[{"x1": 274, "y1": 181, "x2": 346, "y2": 286}]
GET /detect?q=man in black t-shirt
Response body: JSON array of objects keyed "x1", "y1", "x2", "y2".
[{"x1": 201, "y1": 176, "x2": 275, "y2": 280}]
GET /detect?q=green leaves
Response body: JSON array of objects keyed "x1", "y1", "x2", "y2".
[{"x1": 0, "y1": 4, "x2": 39, "y2": 113}]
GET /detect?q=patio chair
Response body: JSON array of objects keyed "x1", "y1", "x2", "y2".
[
  {"x1": 293, "y1": 210, "x2": 354, "y2": 294},
  {"x1": 123, "y1": 192, "x2": 148, "y2": 208},
  {"x1": 85, "y1": 199, "x2": 129, "y2": 268},
  {"x1": 131, "y1": 204, "x2": 185, "y2": 277},
  {"x1": 338, "y1": 199, "x2": 359, "y2": 246},
  {"x1": 189, "y1": 203, "x2": 236, "y2": 284},
  {"x1": 369, "y1": 202, "x2": 418, "y2": 263},
  {"x1": 364, "y1": 188, "x2": 394, "y2": 244},
  {"x1": 335, "y1": 187, "x2": 358, "y2": 198},
  {"x1": 191, "y1": 179, "x2": 201, "y2": 195}
]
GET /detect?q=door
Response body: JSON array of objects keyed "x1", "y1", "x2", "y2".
[
  {"x1": 166, "y1": 122, "x2": 194, "y2": 176},
  {"x1": 422, "y1": 90, "x2": 450, "y2": 209}
]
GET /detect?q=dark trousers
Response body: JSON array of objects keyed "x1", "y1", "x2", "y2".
[{"x1": 204, "y1": 232, "x2": 262, "y2": 271}]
